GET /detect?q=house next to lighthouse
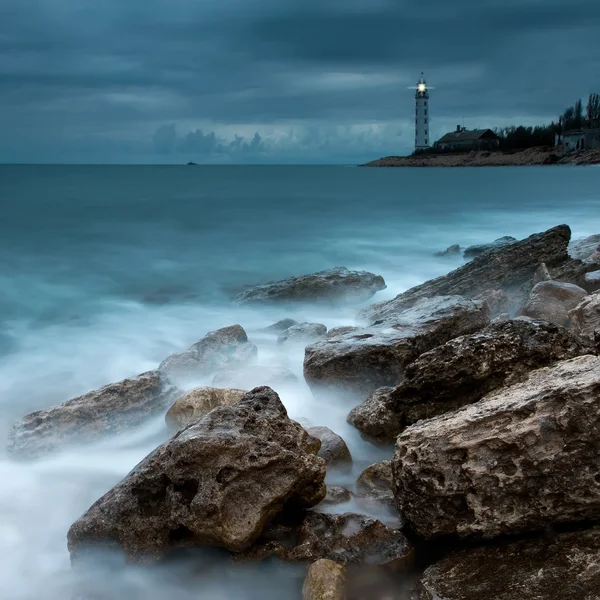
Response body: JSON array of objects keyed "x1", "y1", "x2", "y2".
[{"x1": 414, "y1": 73, "x2": 430, "y2": 152}]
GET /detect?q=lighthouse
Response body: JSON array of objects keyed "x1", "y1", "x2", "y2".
[{"x1": 413, "y1": 73, "x2": 431, "y2": 152}]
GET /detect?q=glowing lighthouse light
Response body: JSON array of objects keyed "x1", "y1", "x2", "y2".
[{"x1": 409, "y1": 73, "x2": 435, "y2": 152}]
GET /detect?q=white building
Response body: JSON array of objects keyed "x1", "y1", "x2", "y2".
[{"x1": 414, "y1": 73, "x2": 431, "y2": 151}]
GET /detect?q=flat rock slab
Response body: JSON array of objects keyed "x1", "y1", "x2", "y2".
[
  {"x1": 418, "y1": 527, "x2": 600, "y2": 600},
  {"x1": 393, "y1": 355, "x2": 600, "y2": 540},
  {"x1": 233, "y1": 267, "x2": 386, "y2": 305},
  {"x1": 8, "y1": 371, "x2": 177, "y2": 458},
  {"x1": 359, "y1": 225, "x2": 571, "y2": 322},
  {"x1": 68, "y1": 387, "x2": 326, "y2": 562},
  {"x1": 304, "y1": 296, "x2": 489, "y2": 396}
]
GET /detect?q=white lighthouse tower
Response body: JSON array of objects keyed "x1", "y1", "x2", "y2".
[{"x1": 412, "y1": 73, "x2": 431, "y2": 152}]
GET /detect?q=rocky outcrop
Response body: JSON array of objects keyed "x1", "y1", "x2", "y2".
[
  {"x1": 260, "y1": 318, "x2": 299, "y2": 333},
  {"x1": 359, "y1": 225, "x2": 571, "y2": 322},
  {"x1": 569, "y1": 234, "x2": 600, "y2": 262},
  {"x1": 67, "y1": 387, "x2": 326, "y2": 562},
  {"x1": 306, "y1": 426, "x2": 352, "y2": 471},
  {"x1": 569, "y1": 293, "x2": 600, "y2": 342},
  {"x1": 303, "y1": 559, "x2": 346, "y2": 600},
  {"x1": 434, "y1": 244, "x2": 460, "y2": 257},
  {"x1": 305, "y1": 296, "x2": 489, "y2": 396},
  {"x1": 464, "y1": 236, "x2": 517, "y2": 259},
  {"x1": 519, "y1": 280, "x2": 587, "y2": 326},
  {"x1": 165, "y1": 387, "x2": 246, "y2": 434},
  {"x1": 8, "y1": 371, "x2": 177, "y2": 458},
  {"x1": 348, "y1": 318, "x2": 590, "y2": 444},
  {"x1": 278, "y1": 323, "x2": 327, "y2": 345},
  {"x1": 211, "y1": 365, "x2": 298, "y2": 389},
  {"x1": 392, "y1": 355, "x2": 600, "y2": 540},
  {"x1": 158, "y1": 325, "x2": 257, "y2": 385},
  {"x1": 233, "y1": 267, "x2": 386, "y2": 305},
  {"x1": 417, "y1": 527, "x2": 600, "y2": 600}
]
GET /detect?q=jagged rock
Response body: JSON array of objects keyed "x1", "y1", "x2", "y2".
[
  {"x1": 359, "y1": 225, "x2": 571, "y2": 322},
  {"x1": 584, "y1": 270, "x2": 600, "y2": 292},
  {"x1": 306, "y1": 426, "x2": 352, "y2": 471},
  {"x1": 569, "y1": 293, "x2": 600, "y2": 342},
  {"x1": 473, "y1": 288, "x2": 509, "y2": 317},
  {"x1": 417, "y1": 527, "x2": 600, "y2": 600},
  {"x1": 67, "y1": 387, "x2": 326, "y2": 562},
  {"x1": 212, "y1": 365, "x2": 298, "y2": 389},
  {"x1": 519, "y1": 280, "x2": 587, "y2": 326},
  {"x1": 303, "y1": 559, "x2": 346, "y2": 600},
  {"x1": 260, "y1": 319, "x2": 299, "y2": 333},
  {"x1": 532, "y1": 262, "x2": 552, "y2": 284},
  {"x1": 463, "y1": 236, "x2": 517, "y2": 259},
  {"x1": 320, "y1": 486, "x2": 352, "y2": 506},
  {"x1": 305, "y1": 296, "x2": 489, "y2": 396},
  {"x1": 356, "y1": 461, "x2": 393, "y2": 505},
  {"x1": 241, "y1": 512, "x2": 413, "y2": 569},
  {"x1": 569, "y1": 233, "x2": 600, "y2": 262},
  {"x1": 326, "y1": 326, "x2": 359, "y2": 338},
  {"x1": 278, "y1": 323, "x2": 327, "y2": 345},
  {"x1": 434, "y1": 244, "x2": 460, "y2": 257},
  {"x1": 233, "y1": 267, "x2": 386, "y2": 305},
  {"x1": 392, "y1": 355, "x2": 600, "y2": 540},
  {"x1": 349, "y1": 319, "x2": 589, "y2": 444},
  {"x1": 8, "y1": 371, "x2": 177, "y2": 458},
  {"x1": 158, "y1": 325, "x2": 257, "y2": 385},
  {"x1": 165, "y1": 387, "x2": 246, "y2": 434}
]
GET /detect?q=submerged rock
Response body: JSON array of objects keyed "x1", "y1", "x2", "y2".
[
  {"x1": 158, "y1": 325, "x2": 257, "y2": 384},
  {"x1": 306, "y1": 426, "x2": 352, "y2": 471},
  {"x1": 569, "y1": 293, "x2": 600, "y2": 342},
  {"x1": 356, "y1": 461, "x2": 394, "y2": 505},
  {"x1": 305, "y1": 296, "x2": 490, "y2": 396},
  {"x1": 463, "y1": 235, "x2": 517, "y2": 259},
  {"x1": 233, "y1": 267, "x2": 386, "y2": 305},
  {"x1": 519, "y1": 280, "x2": 587, "y2": 326},
  {"x1": 67, "y1": 387, "x2": 326, "y2": 562},
  {"x1": 278, "y1": 323, "x2": 327, "y2": 345},
  {"x1": 417, "y1": 527, "x2": 600, "y2": 600},
  {"x1": 211, "y1": 365, "x2": 298, "y2": 389},
  {"x1": 8, "y1": 371, "x2": 177, "y2": 458},
  {"x1": 359, "y1": 225, "x2": 571, "y2": 322},
  {"x1": 303, "y1": 559, "x2": 346, "y2": 600},
  {"x1": 348, "y1": 319, "x2": 590, "y2": 443},
  {"x1": 392, "y1": 355, "x2": 600, "y2": 540},
  {"x1": 165, "y1": 386, "x2": 246, "y2": 434},
  {"x1": 320, "y1": 486, "x2": 352, "y2": 506},
  {"x1": 260, "y1": 318, "x2": 299, "y2": 333},
  {"x1": 434, "y1": 244, "x2": 461, "y2": 257}
]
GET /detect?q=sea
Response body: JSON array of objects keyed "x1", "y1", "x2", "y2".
[{"x1": 0, "y1": 164, "x2": 599, "y2": 599}]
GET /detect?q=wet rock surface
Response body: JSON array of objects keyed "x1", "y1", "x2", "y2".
[
  {"x1": 306, "y1": 426, "x2": 352, "y2": 471},
  {"x1": 519, "y1": 280, "x2": 587, "y2": 326},
  {"x1": 211, "y1": 365, "x2": 298, "y2": 389},
  {"x1": 569, "y1": 293, "x2": 600, "y2": 341},
  {"x1": 165, "y1": 386, "x2": 246, "y2": 434},
  {"x1": 67, "y1": 387, "x2": 326, "y2": 562},
  {"x1": 320, "y1": 486, "x2": 352, "y2": 506},
  {"x1": 9, "y1": 371, "x2": 177, "y2": 458},
  {"x1": 348, "y1": 319, "x2": 590, "y2": 443},
  {"x1": 158, "y1": 325, "x2": 257, "y2": 385},
  {"x1": 302, "y1": 559, "x2": 346, "y2": 600},
  {"x1": 278, "y1": 323, "x2": 327, "y2": 345},
  {"x1": 417, "y1": 527, "x2": 600, "y2": 600},
  {"x1": 463, "y1": 236, "x2": 517, "y2": 259},
  {"x1": 434, "y1": 244, "x2": 460, "y2": 257},
  {"x1": 392, "y1": 355, "x2": 600, "y2": 540},
  {"x1": 305, "y1": 296, "x2": 489, "y2": 396},
  {"x1": 260, "y1": 318, "x2": 299, "y2": 333},
  {"x1": 233, "y1": 267, "x2": 386, "y2": 305},
  {"x1": 359, "y1": 225, "x2": 571, "y2": 322},
  {"x1": 356, "y1": 461, "x2": 393, "y2": 502}
]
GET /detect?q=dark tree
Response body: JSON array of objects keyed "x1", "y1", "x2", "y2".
[{"x1": 586, "y1": 93, "x2": 600, "y2": 127}]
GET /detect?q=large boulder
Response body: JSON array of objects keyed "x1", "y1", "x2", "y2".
[
  {"x1": 348, "y1": 319, "x2": 590, "y2": 443},
  {"x1": 158, "y1": 325, "x2": 257, "y2": 385},
  {"x1": 519, "y1": 280, "x2": 587, "y2": 326},
  {"x1": 212, "y1": 365, "x2": 298, "y2": 389},
  {"x1": 417, "y1": 526, "x2": 600, "y2": 600},
  {"x1": 569, "y1": 293, "x2": 600, "y2": 342},
  {"x1": 233, "y1": 267, "x2": 386, "y2": 305},
  {"x1": 8, "y1": 371, "x2": 177, "y2": 458},
  {"x1": 302, "y1": 559, "x2": 346, "y2": 600},
  {"x1": 306, "y1": 426, "x2": 352, "y2": 471},
  {"x1": 304, "y1": 296, "x2": 490, "y2": 396},
  {"x1": 392, "y1": 355, "x2": 600, "y2": 540},
  {"x1": 278, "y1": 323, "x2": 327, "y2": 345},
  {"x1": 67, "y1": 387, "x2": 326, "y2": 562},
  {"x1": 463, "y1": 235, "x2": 517, "y2": 259},
  {"x1": 165, "y1": 387, "x2": 246, "y2": 434},
  {"x1": 359, "y1": 225, "x2": 571, "y2": 322}
]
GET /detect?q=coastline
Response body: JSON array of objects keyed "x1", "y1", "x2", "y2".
[{"x1": 363, "y1": 146, "x2": 600, "y2": 167}]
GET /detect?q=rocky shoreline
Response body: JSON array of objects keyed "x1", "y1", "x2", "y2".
[
  {"x1": 7, "y1": 227, "x2": 600, "y2": 599},
  {"x1": 363, "y1": 146, "x2": 600, "y2": 167}
]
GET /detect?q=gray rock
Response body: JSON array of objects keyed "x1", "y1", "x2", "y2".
[
  {"x1": 359, "y1": 225, "x2": 571, "y2": 323},
  {"x1": 472, "y1": 288, "x2": 509, "y2": 317},
  {"x1": 304, "y1": 296, "x2": 490, "y2": 397},
  {"x1": 260, "y1": 318, "x2": 299, "y2": 333},
  {"x1": 568, "y1": 233, "x2": 600, "y2": 262},
  {"x1": 306, "y1": 426, "x2": 352, "y2": 471},
  {"x1": 303, "y1": 559, "x2": 346, "y2": 600},
  {"x1": 532, "y1": 262, "x2": 552, "y2": 284},
  {"x1": 356, "y1": 461, "x2": 393, "y2": 505},
  {"x1": 8, "y1": 371, "x2": 177, "y2": 458},
  {"x1": 463, "y1": 235, "x2": 517, "y2": 259},
  {"x1": 277, "y1": 323, "x2": 327, "y2": 345},
  {"x1": 349, "y1": 319, "x2": 589, "y2": 444},
  {"x1": 434, "y1": 244, "x2": 461, "y2": 257},
  {"x1": 67, "y1": 387, "x2": 326, "y2": 561},
  {"x1": 519, "y1": 280, "x2": 587, "y2": 326},
  {"x1": 320, "y1": 486, "x2": 352, "y2": 506},
  {"x1": 211, "y1": 365, "x2": 298, "y2": 389},
  {"x1": 569, "y1": 293, "x2": 600, "y2": 342},
  {"x1": 417, "y1": 526, "x2": 600, "y2": 600},
  {"x1": 392, "y1": 355, "x2": 600, "y2": 540},
  {"x1": 165, "y1": 387, "x2": 247, "y2": 434},
  {"x1": 233, "y1": 267, "x2": 386, "y2": 305},
  {"x1": 584, "y1": 269, "x2": 600, "y2": 291},
  {"x1": 158, "y1": 325, "x2": 257, "y2": 385}
]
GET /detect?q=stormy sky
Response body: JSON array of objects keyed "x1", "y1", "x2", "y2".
[{"x1": 1, "y1": 0, "x2": 599, "y2": 164}]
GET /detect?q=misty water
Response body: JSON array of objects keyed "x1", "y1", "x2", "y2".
[{"x1": 1, "y1": 164, "x2": 599, "y2": 599}]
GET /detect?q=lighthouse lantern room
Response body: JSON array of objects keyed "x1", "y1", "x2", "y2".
[{"x1": 414, "y1": 73, "x2": 430, "y2": 152}]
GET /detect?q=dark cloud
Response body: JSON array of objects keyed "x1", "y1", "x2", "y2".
[{"x1": 1, "y1": 0, "x2": 599, "y2": 163}]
